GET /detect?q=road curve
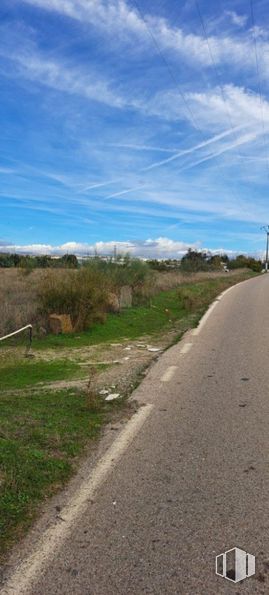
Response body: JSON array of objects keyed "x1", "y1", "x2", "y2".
[{"x1": 3, "y1": 274, "x2": 269, "y2": 594}]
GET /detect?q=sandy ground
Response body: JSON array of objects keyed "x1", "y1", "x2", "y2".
[{"x1": 0, "y1": 321, "x2": 191, "y2": 400}]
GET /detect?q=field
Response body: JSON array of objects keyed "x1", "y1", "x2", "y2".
[
  {"x1": 0, "y1": 266, "x2": 251, "y2": 336},
  {"x1": 0, "y1": 267, "x2": 257, "y2": 561}
]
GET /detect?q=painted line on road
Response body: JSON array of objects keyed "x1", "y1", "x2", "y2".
[
  {"x1": 192, "y1": 300, "x2": 218, "y2": 335},
  {"x1": 1, "y1": 404, "x2": 154, "y2": 595},
  {"x1": 179, "y1": 342, "x2": 193, "y2": 354},
  {"x1": 192, "y1": 283, "x2": 237, "y2": 336},
  {"x1": 161, "y1": 365, "x2": 178, "y2": 382}
]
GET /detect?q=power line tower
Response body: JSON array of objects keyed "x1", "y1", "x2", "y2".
[{"x1": 261, "y1": 225, "x2": 269, "y2": 272}]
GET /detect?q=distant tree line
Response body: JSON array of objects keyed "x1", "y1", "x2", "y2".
[
  {"x1": 0, "y1": 253, "x2": 78, "y2": 269},
  {"x1": 149, "y1": 250, "x2": 262, "y2": 273},
  {"x1": 0, "y1": 250, "x2": 263, "y2": 273}
]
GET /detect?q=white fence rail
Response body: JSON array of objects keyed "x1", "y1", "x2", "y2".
[{"x1": 0, "y1": 324, "x2": 33, "y2": 343}]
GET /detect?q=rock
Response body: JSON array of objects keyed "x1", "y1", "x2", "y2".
[
  {"x1": 49, "y1": 314, "x2": 73, "y2": 335},
  {"x1": 120, "y1": 285, "x2": 132, "y2": 308}
]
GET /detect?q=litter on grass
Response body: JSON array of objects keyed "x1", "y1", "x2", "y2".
[
  {"x1": 147, "y1": 346, "x2": 161, "y2": 352},
  {"x1": 105, "y1": 393, "x2": 121, "y2": 401}
]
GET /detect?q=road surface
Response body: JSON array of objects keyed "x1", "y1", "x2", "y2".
[{"x1": 2, "y1": 274, "x2": 269, "y2": 594}]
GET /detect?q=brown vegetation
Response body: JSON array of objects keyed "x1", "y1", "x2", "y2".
[{"x1": 0, "y1": 265, "x2": 251, "y2": 338}]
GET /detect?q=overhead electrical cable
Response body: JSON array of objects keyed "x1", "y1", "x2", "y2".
[
  {"x1": 131, "y1": 0, "x2": 247, "y2": 203},
  {"x1": 249, "y1": 0, "x2": 269, "y2": 178},
  {"x1": 194, "y1": 0, "x2": 245, "y2": 160},
  {"x1": 132, "y1": 0, "x2": 205, "y2": 137}
]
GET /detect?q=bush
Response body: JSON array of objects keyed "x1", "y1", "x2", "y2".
[
  {"x1": 82, "y1": 255, "x2": 154, "y2": 305},
  {"x1": 180, "y1": 249, "x2": 210, "y2": 272},
  {"x1": 38, "y1": 268, "x2": 109, "y2": 331},
  {"x1": 83, "y1": 255, "x2": 151, "y2": 290},
  {"x1": 177, "y1": 287, "x2": 202, "y2": 311}
]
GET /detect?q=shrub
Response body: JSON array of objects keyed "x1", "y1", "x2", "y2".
[
  {"x1": 83, "y1": 255, "x2": 151, "y2": 290},
  {"x1": 38, "y1": 268, "x2": 109, "y2": 331},
  {"x1": 177, "y1": 286, "x2": 207, "y2": 312},
  {"x1": 180, "y1": 249, "x2": 210, "y2": 272},
  {"x1": 82, "y1": 255, "x2": 154, "y2": 305}
]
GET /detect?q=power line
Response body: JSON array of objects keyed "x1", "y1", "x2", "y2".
[
  {"x1": 194, "y1": 0, "x2": 244, "y2": 159},
  {"x1": 249, "y1": 0, "x2": 269, "y2": 178},
  {"x1": 131, "y1": 0, "x2": 244, "y2": 202},
  {"x1": 132, "y1": 0, "x2": 205, "y2": 137}
]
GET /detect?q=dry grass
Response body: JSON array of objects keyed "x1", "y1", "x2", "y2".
[
  {"x1": 0, "y1": 267, "x2": 250, "y2": 337},
  {"x1": 0, "y1": 269, "x2": 40, "y2": 336},
  {"x1": 154, "y1": 268, "x2": 249, "y2": 292},
  {"x1": 0, "y1": 268, "x2": 78, "y2": 336}
]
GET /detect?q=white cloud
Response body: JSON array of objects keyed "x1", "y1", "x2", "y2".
[
  {"x1": 147, "y1": 84, "x2": 269, "y2": 131},
  {"x1": 143, "y1": 125, "x2": 245, "y2": 171},
  {"x1": 9, "y1": 52, "x2": 125, "y2": 108},
  {"x1": 109, "y1": 143, "x2": 178, "y2": 153},
  {"x1": 225, "y1": 11, "x2": 248, "y2": 28},
  {"x1": 19, "y1": 0, "x2": 269, "y2": 74},
  {"x1": 0, "y1": 237, "x2": 196, "y2": 258},
  {"x1": 0, "y1": 237, "x2": 259, "y2": 258}
]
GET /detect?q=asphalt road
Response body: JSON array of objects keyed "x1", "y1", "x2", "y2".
[{"x1": 3, "y1": 273, "x2": 269, "y2": 594}]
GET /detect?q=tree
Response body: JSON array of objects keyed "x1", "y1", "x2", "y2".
[
  {"x1": 180, "y1": 249, "x2": 210, "y2": 272},
  {"x1": 61, "y1": 254, "x2": 78, "y2": 268}
]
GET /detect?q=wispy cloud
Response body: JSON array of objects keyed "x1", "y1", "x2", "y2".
[
  {"x1": 109, "y1": 143, "x2": 178, "y2": 153},
  {"x1": 177, "y1": 131, "x2": 258, "y2": 173},
  {"x1": 19, "y1": 0, "x2": 269, "y2": 74},
  {"x1": 225, "y1": 11, "x2": 248, "y2": 28},
  {"x1": 143, "y1": 125, "x2": 246, "y2": 171},
  {"x1": 0, "y1": 44, "x2": 126, "y2": 109},
  {"x1": 2, "y1": 0, "x2": 269, "y2": 254}
]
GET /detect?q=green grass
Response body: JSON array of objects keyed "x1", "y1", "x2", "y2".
[
  {"x1": 0, "y1": 359, "x2": 87, "y2": 390},
  {"x1": 0, "y1": 388, "x2": 111, "y2": 560}
]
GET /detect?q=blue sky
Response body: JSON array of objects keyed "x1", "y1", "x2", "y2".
[{"x1": 1, "y1": 0, "x2": 269, "y2": 258}]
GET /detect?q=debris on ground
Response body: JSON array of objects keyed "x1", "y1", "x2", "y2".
[
  {"x1": 147, "y1": 346, "x2": 161, "y2": 352},
  {"x1": 105, "y1": 393, "x2": 121, "y2": 401}
]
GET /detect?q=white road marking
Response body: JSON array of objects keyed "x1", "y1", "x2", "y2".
[
  {"x1": 180, "y1": 342, "x2": 193, "y2": 354},
  {"x1": 2, "y1": 405, "x2": 153, "y2": 595},
  {"x1": 192, "y1": 283, "x2": 238, "y2": 336},
  {"x1": 161, "y1": 366, "x2": 178, "y2": 382},
  {"x1": 192, "y1": 301, "x2": 218, "y2": 336}
]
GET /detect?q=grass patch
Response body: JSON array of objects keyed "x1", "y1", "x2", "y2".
[
  {"x1": 0, "y1": 359, "x2": 88, "y2": 391},
  {"x1": 0, "y1": 388, "x2": 111, "y2": 560}
]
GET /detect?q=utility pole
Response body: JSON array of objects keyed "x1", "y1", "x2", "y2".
[{"x1": 261, "y1": 225, "x2": 269, "y2": 272}]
